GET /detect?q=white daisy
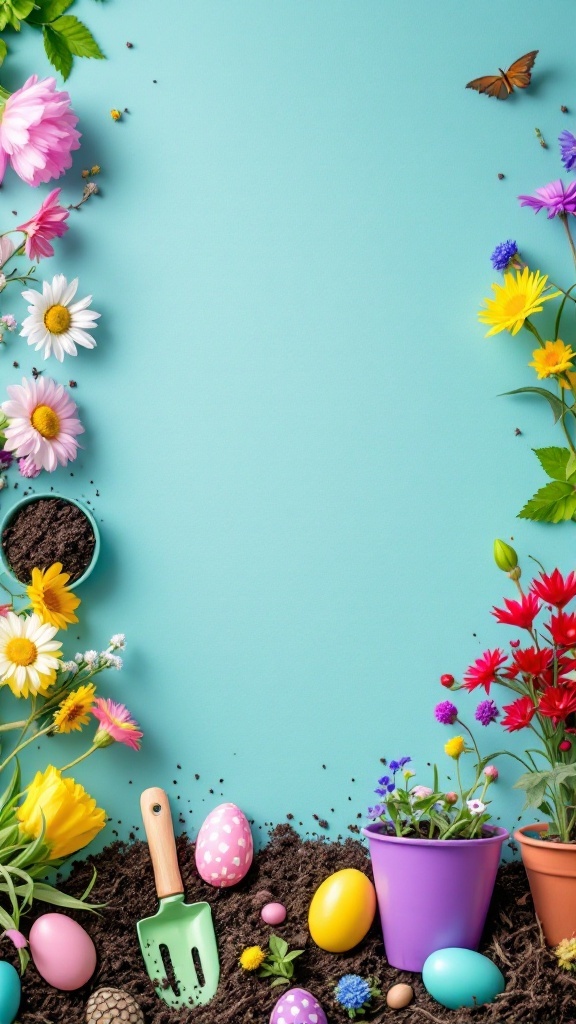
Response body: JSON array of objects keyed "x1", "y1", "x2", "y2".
[
  {"x1": 0, "y1": 611, "x2": 61, "y2": 698},
  {"x1": 20, "y1": 274, "x2": 100, "y2": 362}
]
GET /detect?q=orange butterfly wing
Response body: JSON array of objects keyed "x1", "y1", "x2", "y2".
[
  {"x1": 466, "y1": 75, "x2": 510, "y2": 100},
  {"x1": 504, "y1": 49, "x2": 539, "y2": 90}
]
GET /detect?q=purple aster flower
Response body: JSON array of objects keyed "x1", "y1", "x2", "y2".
[
  {"x1": 374, "y1": 782, "x2": 395, "y2": 796},
  {"x1": 560, "y1": 130, "x2": 576, "y2": 172},
  {"x1": 0, "y1": 450, "x2": 12, "y2": 467},
  {"x1": 490, "y1": 239, "x2": 519, "y2": 272},
  {"x1": 367, "y1": 804, "x2": 385, "y2": 818},
  {"x1": 434, "y1": 700, "x2": 458, "y2": 725},
  {"x1": 475, "y1": 699, "x2": 500, "y2": 726},
  {"x1": 518, "y1": 179, "x2": 576, "y2": 218},
  {"x1": 377, "y1": 775, "x2": 390, "y2": 786}
]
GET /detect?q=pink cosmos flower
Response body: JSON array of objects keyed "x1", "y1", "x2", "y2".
[
  {"x1": 18, "y1": 455, "x2": 41, "y2": 478},
  {"x1": 518, "y1": 180, "x2": 576, "y2": 218},
  {"x1": 91, "y1": 698, "x2": 143, "y2": 751},
  {"x1": 1, "y1": 376, "x2": 83, "y2": 472},
  {"x1": 17, "y1": 189, "x2": 69, "y2": 261},
  {"x1": 0, "y1": 75, "x2": 80, "y2": 187}
]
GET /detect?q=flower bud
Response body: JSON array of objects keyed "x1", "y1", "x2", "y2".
[
  {"x1": 494, "y1": 539, "x2": 518, "y2": 573},
  {"x1": 484, "y1": 765, "x2": 499, "y2": 781},
  {"x1": 560, "y1": 740, "x2": 572, "y2": 752},
  {"x1": 444, "y1": 792, "x2": 458, "y2": 805},
  {"x1": 440, "y1": 674, "x2": 455, "y2": 689}
]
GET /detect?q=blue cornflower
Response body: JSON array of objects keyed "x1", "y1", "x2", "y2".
[
  {"x1": 560, "y1": 130, "x2": 576, "y2": 172},
  {"x1": 389, "y1": 756, "x2": 411, "y2": 772},
  {"x1": 334, "y1": 974, "x2": 372, "y2": 1012},
  {"x1": 490, "y1": 239, "x2": 518, "y2": 272},
  {"x1": 374, "y1": 783, "x2": 395, "y2": 796},
  {"x1": 377, "y1": 775, "x2": 390, "y2": 786}
]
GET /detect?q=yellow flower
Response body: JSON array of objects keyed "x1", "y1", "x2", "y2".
[
  {"x1": 529, "y1": 339, "x2": 576, "y2": 379},
  {"x1": 478, "y1": 268, "x2": 560, "y2": 337},
  {"x1": 17, "y1": 766, "x2": 106, "y2": 860},
  {"x1": 110, "y1": 109, "x2": 122, "y2": 121},
  {"x1": 53, "y1": 683, "x2": 96, "y2": 734},
  {"x1": 560, "y1": 370, "x2": 576, "y2": 391},
  {"x1": 27, "y1": 563, "x2": 80, "y2": 630},
  {"x1": 444, "y1": 735, "x2": 465, "y2": 759},
  {"x1": 555, "y1": 937, "x2": 576, "y2": 971},
  {"x1": 239, "y1": 946, "x2": 266, "y2": 971}
]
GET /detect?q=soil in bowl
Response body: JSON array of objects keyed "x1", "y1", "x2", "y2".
[{"x1": 2, "y1": 497, "x2": 96, "y2": 584}]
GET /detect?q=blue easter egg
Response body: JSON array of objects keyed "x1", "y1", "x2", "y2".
[
  {"x1": 0, "y1": 961, "x2": 20, "y2": 1024},
  {"x1": 422, "y1": 947, "x2": 505, "y2": 1010}
]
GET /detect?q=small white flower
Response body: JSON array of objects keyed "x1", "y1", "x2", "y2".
[
  {"x1": 74, "y1": 652, "x2": 83, "y2": 664},
  {"x1": 61, "y1": 660, "x2": 78, "y2": 674},
  {"x1": 466, "y1": 799, "x2": 486, "y2": 816},
  {"x1": 1, "y1": 315, "x2": 16, "y2": 332},
  {"x1": 100, "y1": 652, "x2": 123, "y2": 670},
  {"x1": 83, "y1": 650, "x2": 99, "y2": 666},
  {"x1": 20, "y1": 274, "x2": 100, "y2": 362},
  {"x1": 109, "y1": 633, "x2": 126, "y2": 650}
]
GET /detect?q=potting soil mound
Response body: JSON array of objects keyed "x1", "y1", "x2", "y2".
[{"x1": 16, "y1": 825, "x2": 576, "y2": 1024}]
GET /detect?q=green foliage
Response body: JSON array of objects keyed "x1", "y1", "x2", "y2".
[
  {"x1": 257, "y1": 934, "x2": 305, "y2": 988},
  {"x1": 514, "y1": 763, "x2": 576, "y2": 811},
  {"x1": 501, "y1": 386, "x2": 564, "y2": 423},
  {"x1": 519, "y1": 447, "x2": 576, "y2": 523},
  {"x1": 0, "y1": 0, "x2": 105, "y2": 79}
]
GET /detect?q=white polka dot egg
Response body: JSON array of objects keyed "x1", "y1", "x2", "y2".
[
  {"x1": 195, "y1": 802, "x2": 253, "y2": 888},
  {"x1": 269, "y1": 987, "x2": 327, "y2": 1024}
]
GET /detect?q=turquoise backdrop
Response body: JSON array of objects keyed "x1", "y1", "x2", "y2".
[{"x1": 1, "y1": 0, "x2": 576, "y2": 855}]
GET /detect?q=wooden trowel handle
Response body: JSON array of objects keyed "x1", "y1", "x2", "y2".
[{"x1": 140, "y1": 787, "x2": 184, "y2": 899}]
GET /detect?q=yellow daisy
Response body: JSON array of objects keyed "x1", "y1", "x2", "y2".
[
  {"x1": 444, "y1": 736, "x2": 465, "y2": 759},
  {"x1": 529, "y1": 339, "x2": 576, "y2": 379},
  {"x1": 27, "y1": 562, "x2": 80, "y2": 630},
  {"x1": 478, "y1": 268, "x2": 561, "y2": 337},
  {"x1": 53, "y1": 683, "x2": 96, "y2": 734}
]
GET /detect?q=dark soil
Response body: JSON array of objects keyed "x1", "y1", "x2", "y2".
[
  {"x1": 2, "y1": 498, "x2": 95, "y2": 583},
  {"x1": 13, "y1": 825, "x2": 576, "y2": 1024}
]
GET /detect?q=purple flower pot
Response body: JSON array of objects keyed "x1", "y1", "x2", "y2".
[{"x1": 361, "y1": 823, "x2": 509, "y2": 972}]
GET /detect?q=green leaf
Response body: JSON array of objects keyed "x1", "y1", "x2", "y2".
[
  {"x1": 501, "y1": 387, "x2": 564, "y2": 424},
  {"x1": 43, "y1": 25, "x2": 73, "y2": 79},
  {"x1": 270, "y1": 977, "x2": 289, "y2": 987},
  {"x1": 283, "y1": 949, "x2": 304, "y2": 962},
  {"x1": 26, "y1": 0, "x2": 74, "y2": 24},
  {"x1": 0, "y1": 40, "x2": 7, "y2": 66},
  {"x1": 0, "y1": 762, "x2": 20, "y2": 818},
  {"x1": 272, "y1": 936, "x2": 288, "y2": 960},
  {"x1": 518, "y1": 480, "x2": 576, "y2": 523},
  {"x1": 30, "y1": 881, "x2": 103, "y2": 911},
  {"x1": 50, "y1": 14, "x2": 104, "y2": 58},
  {"x1": 534, "y1": 447, "x2": 572, "y2": 481}
]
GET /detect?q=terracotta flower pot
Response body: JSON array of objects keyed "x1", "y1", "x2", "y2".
[{"x1": 515, "y1": 823, "x2": 576, "y2": 945}]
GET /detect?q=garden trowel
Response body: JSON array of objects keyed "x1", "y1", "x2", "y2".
[{"x1": 137, "y1": 787, "x2": 220, "y2": 1008}]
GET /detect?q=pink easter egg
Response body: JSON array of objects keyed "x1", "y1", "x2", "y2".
[
  {"x1": 195, "y1": 802, "x2": 254, "y2": 888},
  {"x1": 29, "y1": 913, "x2": 96, "y2": 991},
  {"x1": 270, "y1": 987, "x2": 327, "y2": 1024},
  {"x1": 261, "y1": 902, "x2": 287, "y2": 925}
]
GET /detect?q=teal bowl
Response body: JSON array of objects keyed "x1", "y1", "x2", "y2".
[{"x1": 0, "y1": 492, "x2": 101, "y2": 590}]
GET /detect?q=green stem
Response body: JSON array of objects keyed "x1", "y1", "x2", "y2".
[
  {"x1": 59, "y1": 745, "x2": 98, "y2": 773},
  {"x1": 0, "y1": 721, "x2": 27, "y2": 734},
  {"x1": 562, "y1": 214, "x2": 576, "y2": 270},
  {"x1": 0, "y1": 724, "x2": 52, "y2": 773},
  {"x1": 525, "y1": 317, "x2": 545, "y2": 347}
]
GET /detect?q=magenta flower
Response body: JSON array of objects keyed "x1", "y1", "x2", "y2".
[
  {"x1": 0, "y1": 76, "x2": 80, "y2": 187},
  {"x1": 17, "y1": 188, "x2": 69, "y2": 262},
  {"x1": 475, "y1": 699, "x2": 500, "y2": 726},
  {"x1": 92, "y1": 698, "x2": 143, "y2": 751},
  {"x1": 434, "y1": 700, "x2": 458, "y2": 724},
  {"x1": 518, "y1": 179, "x2": 576, "y2": 218}
]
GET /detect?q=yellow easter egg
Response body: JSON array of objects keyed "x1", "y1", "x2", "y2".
[{"x1": 308, "y1": 868, "x2": 376, "y2": 952}]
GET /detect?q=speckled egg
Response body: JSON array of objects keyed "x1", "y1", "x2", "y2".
[
  {"x1": 29, "y1": 913, "x2": 96, "y2": 991},
  {"x1": 269, "y1": 987, "x2": 327, "y2": 1024},
  {"x1": 0, "y1": 961, "x2": 20, "y2": 1024},
  {"x1": 195, "y1": 802, "x2": 253, "y2": 887}
]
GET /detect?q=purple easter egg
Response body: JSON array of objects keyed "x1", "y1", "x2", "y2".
[
  {"x1": 261, "y1": 902, "x2": 287, "y2": 925},
  {"x1": 269, "y1": 987, "x2": 327, "y2": 1024}
]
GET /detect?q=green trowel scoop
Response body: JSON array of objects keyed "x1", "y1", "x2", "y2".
[{"x1": 137, "y1": 787, "x2": 220, "y2": 1009}]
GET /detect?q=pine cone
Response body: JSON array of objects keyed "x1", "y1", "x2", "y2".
[{"x1": 85, "y1": 987, "x2": 144, "y2": 1024}]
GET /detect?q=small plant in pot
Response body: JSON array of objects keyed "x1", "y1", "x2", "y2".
[
  {"x1": 448, "y1": 538, "x2": 576, "y2": 945},
  {"x1": 362, "y1": 735, "x2": 508, "y2": 972}
]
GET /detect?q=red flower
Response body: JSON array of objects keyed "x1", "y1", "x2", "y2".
[
  {"x1": 531, "y1": 568, "x2": 576, "y2": 610},
  {"x1": 538, "y1": 684, "x2": 576, "y2": 727},
  {"x1": 501, "y1": 696, "x2": 537, "y2": 732},
  {"x1": 492, "y1": 593, "x2": 541, "y2": 630},
  {"x1": 548, "y1": 612, "x2": 576, "y2": 647},
  {"x1": 504, "y1": 646, "x2": 553, "y2": 680},
  {"x1": 463, "y1": 649, "x2": 507, "y2": 693}
]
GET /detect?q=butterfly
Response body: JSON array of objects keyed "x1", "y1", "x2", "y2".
[{"x1": 466, "y1": 50, "x2": 539, "y2": 99}]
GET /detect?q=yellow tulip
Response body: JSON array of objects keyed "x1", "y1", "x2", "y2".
[{"x1": 17, "y1": 765, "x2": 106, "y2": 860}]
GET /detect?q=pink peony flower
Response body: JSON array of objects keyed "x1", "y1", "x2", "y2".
[
  {"x1": 17, "y1": 188, "x2": 69, "y2": 261},
  {"x1": 0, "y1": 76, "x2": 80, "y2": 187},
  {"x1": 18, "y1": 455, "x2": 41, "y2": 478},
  {"x1": 92, "y1": 698, "x2": 143, "y2": 751},
  {"x1": 2, "y1": 376, "x2": 83, "y2": 472}
]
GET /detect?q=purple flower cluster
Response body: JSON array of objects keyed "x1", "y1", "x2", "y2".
[
  {"x1": 475, "y1": 699, "x2": 499, "y2": 726},
  {"x1": 490, "y1": 239, "x2": 518, "y2": 272},
  {"x1": 434, "y1": 700, "x2": 458, "y2": 725},
  {"x1": 374, "y1": 773, "x2": 396, "y2": 797},
  {"x1": 388, "y1": 757, "x2": 411, "y2": 772},
  {"x1": 560, "y1": 130, "x2": 576, "y2": 172},
  {"x1": 0, "y1": 451, "x2": 12, "y2": 467}
]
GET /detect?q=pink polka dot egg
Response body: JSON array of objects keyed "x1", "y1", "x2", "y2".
[
  {"x1": 269, "y1": 987, "x2": 327, "y2": 1024},
  {"x1": 195, "y1": 802, "x2": 253, "y2": 888}
]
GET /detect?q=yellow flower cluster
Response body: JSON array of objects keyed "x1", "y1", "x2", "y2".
[{"x1": 555, "y1": 937, "x2": 576, "y2": 971}]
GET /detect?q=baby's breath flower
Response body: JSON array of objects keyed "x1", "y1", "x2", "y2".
[
  {"x1": 61, "y1": 660, "x2": 78, "y2": 675},
  {"x1": 83, "y1": 650, "x2": 99, "y2": 667},
  {"x1": 109, "y1": 633, "x2": 126, "y2": 650}
]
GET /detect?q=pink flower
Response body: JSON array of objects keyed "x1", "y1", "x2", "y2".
[
  {"x1": 91, "y1": 698, "x2": 143, "y2": 751},
  {"x1": 518, "y1": 180, "x2": 576, "y2": 218},
  {"x1": 0, "y1": 75, "x2": 80, "y2": 187},
  {"x1": 411, "y1": 785, "x2": 433, "y2": 799},
  {"x1": 18, "y1": 455, "x2": 41, "y2": 478},
  {"x1": 3, "y1": 929, "x2": 27, "y2": 949},
  {"x1": 484, "y1": 765, "x2": 499, "y2": 781},
  {"x1": 444, "y1": 792, "x2": 458, "y2": 805},
  {"x1": 17, "y1": 188, "x2": 69, "y2": 261},
  {"x1": 0, "y1": 606, "x2": 10, "y2": 617},
  {"x1": 492, "y1": 593, "x2": 541, "y2": 630},
  {"x1": 463, "y1": 648, "x2": 508, "y2": 693},
  {"x1": 1, "y1": 376, "x2": 83, "y2": 472}
]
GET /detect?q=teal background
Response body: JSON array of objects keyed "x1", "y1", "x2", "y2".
[{"x1": 1, "y1": 0, "x2": 576, "y2": 855}]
